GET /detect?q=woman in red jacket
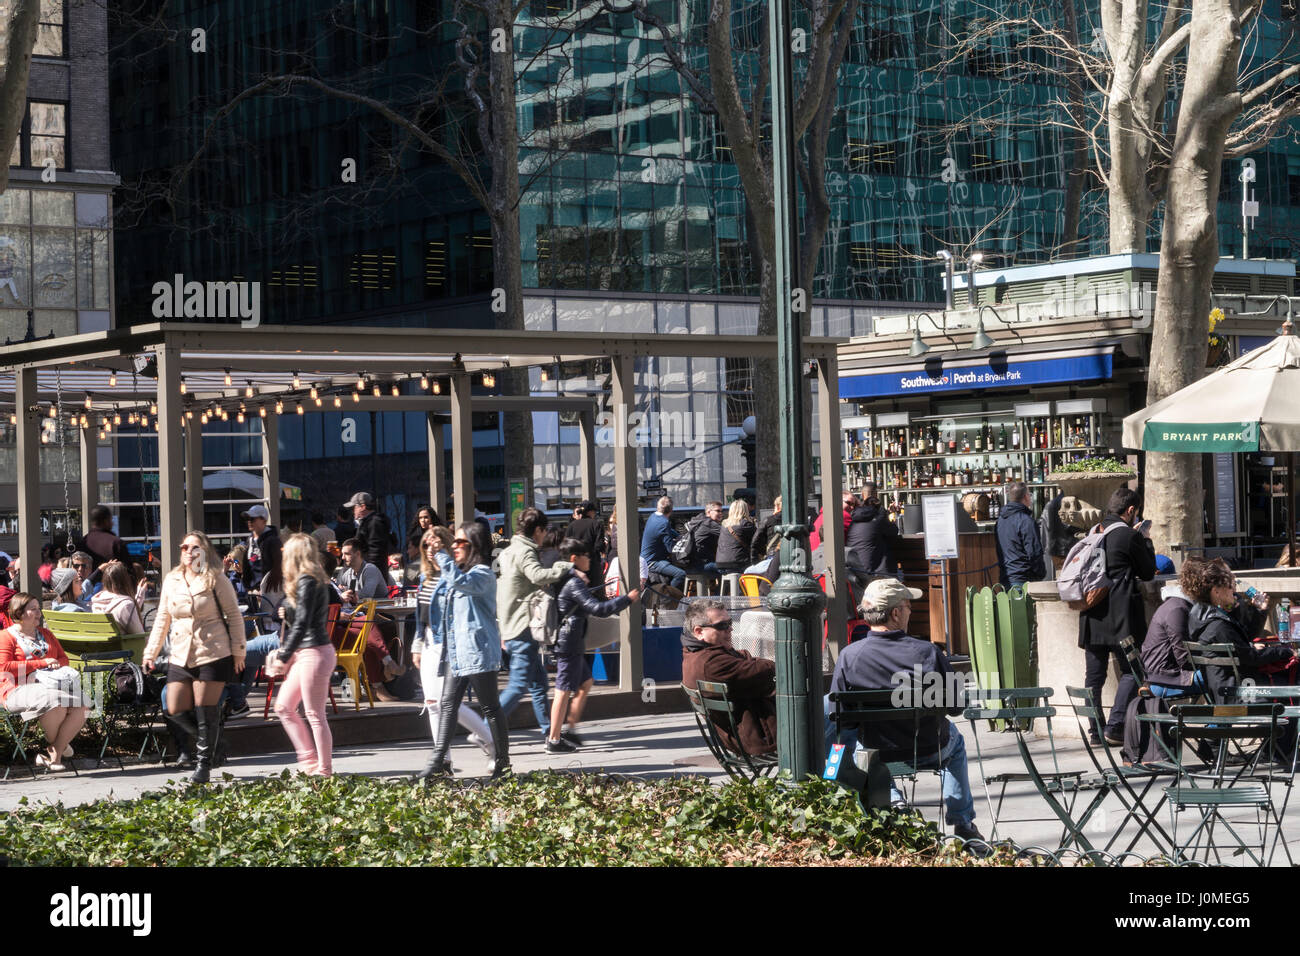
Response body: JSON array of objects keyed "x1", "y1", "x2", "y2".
[{"x1": 0, "y1": 592, "x2": 89, "y2": 771}]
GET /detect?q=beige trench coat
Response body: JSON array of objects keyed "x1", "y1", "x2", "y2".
[{"x1": 144, "y1": 570, "x2": 246, "y2": 668}]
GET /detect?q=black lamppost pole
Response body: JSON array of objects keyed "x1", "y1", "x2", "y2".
[{"x1": 767, "y1": 0, "x2": 825, "y2": 780}]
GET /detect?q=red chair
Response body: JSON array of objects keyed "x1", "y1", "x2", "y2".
[{"x1": 263, "y1": 603, "x2": 341, "y2": 718}]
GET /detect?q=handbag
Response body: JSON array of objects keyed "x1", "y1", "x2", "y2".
[{"x1": 33, "y1": 664, "x2": 82, "y2": 696}]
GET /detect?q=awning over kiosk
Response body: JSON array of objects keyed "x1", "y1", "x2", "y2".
[{"x1": 839, "y1": 343, "x2": 1120, "y2": 399}]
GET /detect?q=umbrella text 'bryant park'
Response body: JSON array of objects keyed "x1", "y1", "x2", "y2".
[{"x1": 1122, "y1": 323, "x2": 1300, "y2": 567}]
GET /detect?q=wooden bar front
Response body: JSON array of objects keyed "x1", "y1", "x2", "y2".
[{"x1": 895, "y1": 531, "x2": 999, "y2": 654}]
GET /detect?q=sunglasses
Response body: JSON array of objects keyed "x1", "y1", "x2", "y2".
[
  {"x1": 702, "y1": 620, "x2": 733, "y2": 632},
  {"x1": 180, "y1": 545, "x2": 202, "y2": 553},
  {"x1": 452, "y1": 539, "x2": 470, "y2": 547},
  {"x1": 72, "y1": 563, "x2": 89, "y2": 569}
]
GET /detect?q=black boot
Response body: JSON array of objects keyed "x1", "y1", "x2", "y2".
[
  {"x1": 419, "y1": 690, "x2": 460, "y2": 783},
  {"x1": 166, "y1": 710, "x2": 198, "y2": 767},
  {"x1": 191, "y1": 705, "x2": 221, "y2": 784},
  {"x1": 480, "y1": 682, "x2": 510, "y2": 780}
]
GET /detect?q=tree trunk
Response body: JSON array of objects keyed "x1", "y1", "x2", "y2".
[
  {"x1": 0, "y1": 0, "x2": 40, "y2": 195},
  {"x1": 487, "y1": 1, "x2": 534, "y2": 505},
  {"x1": 1103, "y1": 0, "x2": 1157, "y2": 254},
  {"x1": 1146, "y1": 0, "x2": 1244, "y2": 556}
]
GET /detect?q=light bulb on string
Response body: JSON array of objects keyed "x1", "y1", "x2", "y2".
[
  {"x1": 292, "y1": 371, "x2": 300, "y2": 389},
  {"x1": 352, "y1": 391, "x2": 360, "y2": 403},
  {"x1": 540, "y1": 367, "x2": 549, "y2": 383},
  {"x1": 127, "y1": 411, "x2": 137, "y2": 425},
  {"x1": 237, "y1": 411, "x2": 245, "y2": 424},
  {"x1": 109, "y1": 372, "x2": 116, "y2": 388},
  {"x1": 185, "y1": 409, "x2": 194, "y2": 420},
  {"x1": 245, "y1": 382, "x2": 254, "y2": 399},
  {"x1": 153, "y1": 420, "x2": 159, "y2": 432},
  {"x1": 275, "y1": 399, "x2": 284, "y2": 415},
  {"x1": 372, "y1": 384, "x2": 381, "y2": 397},
  {"x1": 141, "y1": 415, "x2": 150, "y2": 429},
  {"x1": 433, "y1": 380, "x2": 441, "y2": 395},
  {"x1": 224, "y1": 369, "x2": 232, "y2": 387},
  {"x1": 420, "y1": 373, "x2": 429, "y2": 390},
  {"x1": 310, "y1": 386, "x2": 318, "y2": 400},
  {"x1": 113, "y1": 410, "x2": 121, "y2": 426},
  {"x1": 150, "y1": 402, "x2": 158, "y2": 416},
  {"x1": 357, "y1": 375, "x2": 365, "y2": 390},
  {"x1": 84, "y1": 395, "x2": 92, "y2": 410},
  {"x1": 48, "y1": 405, "x2": 57, "y2": 419},
  {"x1": 296, "y1": 402, "x2": 304, "y2": 416},
  {"x1": 258, "y1": 406, "x2": 267, "y2": 418},
  {"x1": 79, "y1": 414, "x2": 88, "y2": 428},
  {"x1": 200, "y1": 413, "x2": 209, "y2": 425},
  {"x1": 333, "y1": 395, "x2": 342, "y2": 408},
  {"x1": 179, "y1": 378, "x2": 187, "y2": 395},
  {"x1": 391, "y1": 383, "x2": 399, "y2": 397}
]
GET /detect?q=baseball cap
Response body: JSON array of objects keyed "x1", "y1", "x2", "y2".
[
  {"x1": 344, "y1": 492, "x2": 374, "y2": 509},
  {"x1": 51, "y1": 567, "x2": 77, "y2": 597},
  {"x1": 861, "y1": 578, "x2": 922, "y2": 613},
  {"x1": 577, "y1": 500, "x2": 596, "y2": 514},
  {"x1": 240, "y1": 504, "x2": 270, "y2": 521}
]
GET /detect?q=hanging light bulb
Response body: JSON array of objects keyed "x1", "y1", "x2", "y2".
[
  {"x1": 200, "y1": 413, "x2": 209, "y2": 425},
  {"x1": 179, "y1": 378, "x2": 187, "y2": 395},
  {"x1": 220, "y1": 407, "x2": 229, "y2": 421},
  {"x1": 69, "y1": 414, "x2": 78, "y2": 426},
  {"x1": 540, "y1": 367, "x2": 549, "y2": 383},
  {"x1": 357, "y1": 374, "x2": 365, "y2": 390},
  {"x1": 84, "y1": 395, "x2": 92, "y2": 410},
  {"x1": 314, "y1": 396, "x2": 322, "y2": 407},
  {"x1": 79, "y1": 414, "x2": 88, "y2": 428},
  {"x1": 113, "y1": 410, "x2": 121, "y2": 426},
  {"x1": 420, "y1": 373, "x2": 429, "y2": 390},
  {"x1": 9, "y1": 413, "x2": 17, "y2": 425},
  {"x1": 239, "y1": 401, "x2": 246, "y2": 415},
  {"x1": 296, "y1": 402, "x2": 304, "y2": 416},
  {"x1": 224, "y1": 368, "x2": 232, "y2": 387},
  {"x1": 292, "y1": 371, "x2": 301, "y2": 389},
  {"x1": 141, "y1": 415, "x2": 150, "y2": 429},
  {"x1": 391, "y1": 383, "x2": 399, "y2": 397},
  {"x1": 275, "y1": 398, "x2": 284, "y2": 415},
  {"x1": 245, "y1": 382, "x2": 254, "y2": 399},
  {"x1": 433, "y1": 380, "x2": 441, "y2": 395},
  {"x1": 127, "y1": 411, "x2": 137, "y2": 425},
  {"x1": 310, "y1": 385, "x2": 318, "y2": 400},
  {"x1": 236, "y1": 410, "x2": 245, "y2": 424},
  {"x1": 109, "y1": 371, "x2": 117, "y2": 388},
  {"x1": 333, "y1": 395, "x2": 342, "y2": 408},
  {"x1": 185, "y1": 409, "x2": 194, "y2": 420},
  {"x1": 372, "y1": 384, "x2": 381, "y2": 397},
  {"x1": 48, "y1": 405, "x2": 57, "y2": 419},
  {"x1": 150, "y1": 401, "x2": 158, "y2": 416},
  {"x1": 154, "y1": 420, "x2": 159, "y2": 432},
  {"x1": 258, "y1": 406, "x2": 267, "y2": 418},
  {"x1": 352, "y1": 391, "x2": 360, "y2": 403}
]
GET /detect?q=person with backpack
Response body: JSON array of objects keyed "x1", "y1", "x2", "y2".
[
  {"x1": 497, "y1": 508, "x2": 574, "y2": 744},
  {"x1": 1070, "y1": 487, "x2": 1156, "y2": 746},
  {"x1": 548, "y1": 538, "x2": 638, "y2": 751},
  {"x1": 680, "y1": 501, "x2": 725, "y2": 589}
]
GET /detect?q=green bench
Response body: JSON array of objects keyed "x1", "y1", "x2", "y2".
[{"x1": 42, "y1": 610, "x2": 149, "y2": 668}]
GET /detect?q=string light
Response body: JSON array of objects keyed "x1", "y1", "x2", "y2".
[
  {"x1": 141, "y1": 415, "x2": 150, "y2": 428},
  {"x1": 179, "y1": 378, "x2": 187, "y2": 395},
  {"x1": 69, "y1": 414, "x2": 77, "y2": 426},
  {"x1": 224, "y1": 368, "x2": 232, "y2": 387},
  {"x1": 309, "y1": 386, "x2": 318, "y2": 400},
  {"x1": 540, "y1": 367, "x2": 549, "y2": 382},
  {"x1": 245, "y1": 382, "x2": 254, "y2": 399},
  {"x1": 333, "y1": 395, "x2": 342, "y2": 408},
  {"x1": 236, "y1": 410, "x2": 245, "y2": 424},
  {"x1": 127, "y1": 412, "x2": 137, "y2": 425},
  {"x1": 150, "y1": 402, "x2": 158, "y2": 416},
  {"x1": 258, "y1": 406, "x2": 267, "y2": 418},
  {"x1": 275, "y1": 399, "x2": 284, "y2": 415},
  {"x1": 391, "y1": 383, "x2": 399, "y2": 397},
  {"x1": 372, "y1": 384, "x2": 381, "y2": 397},
  {"x1": 113, "y1": 410, "x2": 121, "y2": 426},
  {"x1": 84, "y1": 395, "x2": 92, "y2": 409},
  {"x1": 356, "y1": 375, "x2": 365, "y2": 390},
  {"x1": 292, "y1": 371, "x2": 301, "y2": 389},
  {"x1": 352, "y1": 391, "x2": 360, "y2": 403},
  {"x1": 108, "y1": 372, "x2": 117, "y2": 388},
  {"x1": 433, "y1": 380, "x2": 441, "y2": 395},
  {"x1": 185, "y1": 409, "x2": 194, "y2": 420},
  {"x1": 8, "y1": 413, "x2": 16, "y2": 425},
  {"x1": 420, "y1": 373, "x2": 429, "y2": 390},
  {"x1": 200, "y1": 413, "x2": 209, "y2": 425},
  {"x1": 314, "y1": 396, "x2": 322, "y2": 407},
  {"x1": 79, "y1": 414, "x2": 88, "y2": 428},
  {"x1": 154, "y1": 420, "x2": 159, "y2": 432},
  {"x1": 48, "y1": 405, "x2": 57, "y2": 419},
  {"x1": 296, "y1": 402, "x2": 304, "y2": 416}
]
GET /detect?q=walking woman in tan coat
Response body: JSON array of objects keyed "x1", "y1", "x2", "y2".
[{"x1": 143, "y1": 531, "x2": 246, "y2": 783}]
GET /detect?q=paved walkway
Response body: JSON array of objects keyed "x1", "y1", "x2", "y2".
[{"x1": 4, "y1": 714, "x2": 1299, "y2": 865}]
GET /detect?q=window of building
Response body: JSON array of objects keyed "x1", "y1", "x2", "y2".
[
  {"x1": 7, "y1": 101, "x2": 67, "y2": 170},
  {"x1": 34, "y1": 0, "x2": 65, "y2": 58}
]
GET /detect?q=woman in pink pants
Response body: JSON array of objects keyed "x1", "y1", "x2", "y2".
[{"x1": 268, "y1": 534, "x2": 336, "y2": 775}]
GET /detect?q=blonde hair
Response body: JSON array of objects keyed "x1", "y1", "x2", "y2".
[
  {"x1": 176, "y1": 530, "x2": 220, "y2": 591},
  {"x1": 281, "y1": 533, "x2": 328, "y2": 606},
  {"x1": 419, "y1": 526, "x2": 455, "y2": 577},
  {"x1": 722, "y1": 499, "x2": 750, "y2": 531}
]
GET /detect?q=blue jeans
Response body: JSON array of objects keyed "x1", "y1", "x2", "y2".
[
  {"x1": 647, "y1": 559, "x2": 686, "y2": 590},
  {"x1": 844, "y1": 721, "x2": 975, "y2": 827},
  {"x1": 226, "y1": 634, "x2": 281, "y2": 707},
  {"x1": 498, "y1": 636, "x2": 550, "y2": 735},
  {"x1": 1148, "y1": 672, "x2": 1205, "y2": 698}
]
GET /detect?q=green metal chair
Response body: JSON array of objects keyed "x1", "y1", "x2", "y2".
[
  {"x1": 78, "y1": 650, "x2": 164, "y2": 769},
  {"x1": 828, "y1": 687, "x2": 953, "y2": 831},
  {"x1": 1164, "y1": 702, "x2": 1291, "y2": 866},
  {"x1": 962, "y1": 686, "x2": 1099, "y2": 844},
  {"x1": 687, "y1": 680, "x2": 779, "y2": 782}
]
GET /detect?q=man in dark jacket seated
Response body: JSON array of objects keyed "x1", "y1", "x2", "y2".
[
  {"x1": 830, "y1": 578, "x2": 981, "y2": 841},
  {"x1": 680, "y1": 598, "x2": 777, "y2": 756}
]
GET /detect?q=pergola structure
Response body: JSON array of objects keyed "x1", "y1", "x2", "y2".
[{"x1": 1, "y1": 322, "x2": 849, "y2": 689}]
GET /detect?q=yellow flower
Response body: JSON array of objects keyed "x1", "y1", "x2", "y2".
[{"x1": 1208, "y1": 307, "x2": 1224, "y2": 332}]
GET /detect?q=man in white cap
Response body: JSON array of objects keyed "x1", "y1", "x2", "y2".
[
  {"x1": 829, "y1": 577, "x2": 981, "y2": 842},
  {"x1": 241, "y1": 503, "x2": 282, "y2": 588}
]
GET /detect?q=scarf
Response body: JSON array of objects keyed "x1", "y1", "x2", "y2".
[{"x1": 9, "y1": 624, "x2": 48, "y2": 659}]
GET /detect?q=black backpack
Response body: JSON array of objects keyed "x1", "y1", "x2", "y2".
[
  {"x1": 671, "y1": 519, "x2": 698, "y2": 566},
  {"x1": 110, "y1": 661, "x2": 163, "y2": 707}
]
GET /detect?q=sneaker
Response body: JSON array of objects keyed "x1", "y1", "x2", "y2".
[
  {"x1": 545, "y1": 736, "x2": 578, "y2": 754},
  {"x1": 1103, "y1": 733, "x2": 1124, "y2": 747},
  {"x1": 953, "y1": 823, "x2": 992, "y2": 858},
  {"x1": 560, "y1": 729, "x2": 585, "y2": 747},
  {"x1": 468, "y1": 731, "x2": 494, "y2": 757},
  {"x1": 953, "y1": 822, "x2": 984, "y2": 842},
  {"x1": 226, "y1": 701, "x2": 251, "y2": 719}
]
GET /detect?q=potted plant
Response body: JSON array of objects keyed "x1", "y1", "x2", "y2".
[
  {"x1": 1046, "y1": 456, "x2": 1137, "y2": 515},
  {"x1": 1207, "y1": 307, "x2": 1228, "y2": 367}
]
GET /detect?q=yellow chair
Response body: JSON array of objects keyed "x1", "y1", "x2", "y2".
[
  {"x1": 738, "y1": 575, "x2": 771, "y2": 598},
  {"x1": 334, "y1": 600, "x2": 378, "y2": 710}
]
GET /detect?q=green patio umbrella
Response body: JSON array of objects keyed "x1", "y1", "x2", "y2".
[{"x1": 1122, "y1": 324, "x2": 1300, "y2": 566}]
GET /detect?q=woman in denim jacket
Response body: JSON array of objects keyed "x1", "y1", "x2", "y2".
[{"x1": 418, "y1": 522, "x2": 509, "y2": 780}]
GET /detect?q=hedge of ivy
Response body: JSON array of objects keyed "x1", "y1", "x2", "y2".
[{"x1": 0, "y1": 771, "x2": 1002, "y2": 867}]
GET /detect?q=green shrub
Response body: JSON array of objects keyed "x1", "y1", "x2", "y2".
[{"x1": 0, "y1": 771, "x2": 1001, "y2": 866}]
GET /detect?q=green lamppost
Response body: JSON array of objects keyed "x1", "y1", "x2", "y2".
[{"x1": 766, "y1": 0, "x2": 826, "y2": 779}]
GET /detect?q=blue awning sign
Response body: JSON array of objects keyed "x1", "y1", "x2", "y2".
[{"x1": 839, "y1": 349, "x2": 1114, "y2": 399}]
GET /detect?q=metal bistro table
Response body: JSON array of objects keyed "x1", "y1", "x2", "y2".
[{"x1": 373, "y1": 597, "x2": 419, "y2": 666}]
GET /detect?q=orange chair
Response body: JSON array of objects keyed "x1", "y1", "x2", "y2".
[
  {"x1": 334, "y1": 600, "x2": 379, "y2": 710},
  {"x1": 738, "y1": 574, "x2": 771, "y2": 598},
  {"x1": 263, "y1": 604, "x2": 342, "y2": 719}
]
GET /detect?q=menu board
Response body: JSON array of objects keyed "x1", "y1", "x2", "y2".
[
  {"x1": 923, "y1": 495, "x2": 959, "y2": 560},
  {"x1": 1213, "y1": 453, "x2": 1237, "y2": 535}
]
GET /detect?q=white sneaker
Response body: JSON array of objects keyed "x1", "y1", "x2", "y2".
[{"x1": 468, "y1": 732, "x2": 494, "y2": 758}]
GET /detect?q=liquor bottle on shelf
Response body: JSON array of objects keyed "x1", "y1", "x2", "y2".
[
  {"x1": 961, "y1": 431, "x2": 970, "y2": 453},
  {"x1": 948, "y1": 430, "x2": 957, "y2": 453},
  {"x1": 974, "y1": 425, "x2": 984, "y2": 452},
  {"x1": 1074, "y1": 416, "x2": 1086, "y2": 447},
  {"x1": 1052, "y1": 419, "x2": 1062, "y2": 448},
  {"x1": 1010, "y1": 423, "x2": 1021, "y2": 449},
  {"x1": 872, "y1": 432, "x2": 881, "y2": 458},
  {"x1": 998, "y1": 423, "x2": 1007, "y2": 451}
]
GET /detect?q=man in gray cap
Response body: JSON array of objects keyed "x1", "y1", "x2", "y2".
[
  {"x1": 345, "y1": 492, "x2": 392, "y2": 571},
  {"x1": 829, "y1": 577, "x2": 981, "y2": 842},
  {"x1": 240, "y1": 503, "x2": 282, "y2": 589}
]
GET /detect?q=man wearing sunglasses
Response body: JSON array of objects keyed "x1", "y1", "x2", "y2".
[
  {"x1": 680, "y1": 599, "x2": 777, "y2": 756},
  {"x1": 69, "y1": 551, "x2": 99, "y2": 611}
]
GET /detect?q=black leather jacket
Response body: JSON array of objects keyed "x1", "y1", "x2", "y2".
[{"x1": 279, "y1": 574, "x2": 331, "y2": 658}]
